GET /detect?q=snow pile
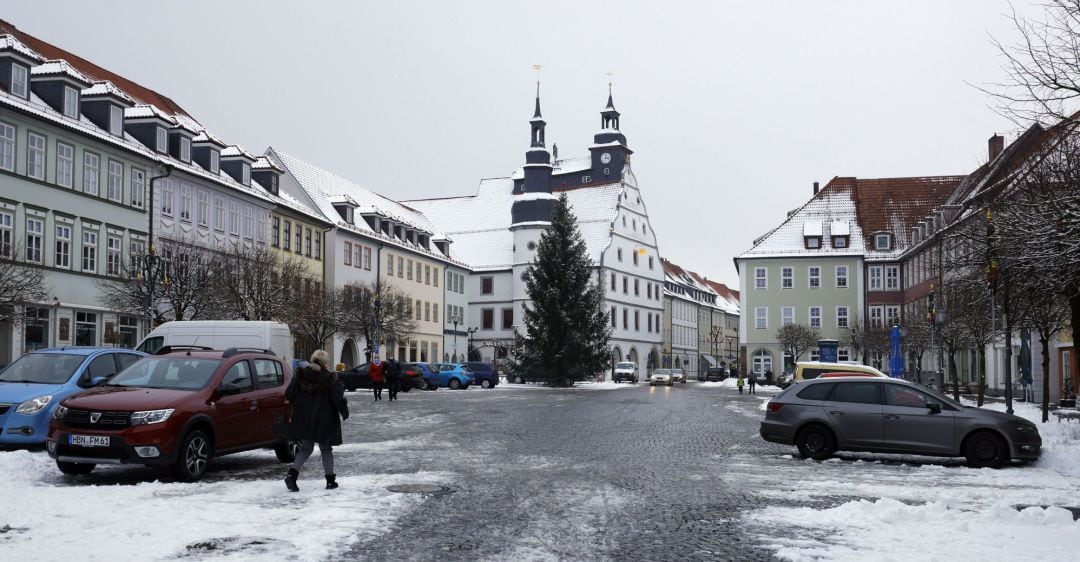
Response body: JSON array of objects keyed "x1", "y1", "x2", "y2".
[
  {"x1": 980, "y1": 400, "x2": 1080, "y2": 475},
  {"x1": 0, "y1": 450, "x2": 428, "y2": 561},
  {"x1": 572, "y1": 381, "x2": 639, "y2": 390},
  {"x1": 698, "y1": 378, "x2": 784, "y2": 393}
]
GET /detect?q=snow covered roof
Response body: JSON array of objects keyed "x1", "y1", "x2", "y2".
[
  {"x1": 30, "y1": 59, "x2": 91, "y2": 85},
  {"x1": 81, "y1": 80, "x2": 134, "y2": 104},
  {"x1": 124, "y1": 104, "x2": 177, "y2": 124},
  {"x1": 803, "y1": 220, "x2": 823, "y2": 237},
  {"x1": 221, "y1": 145, "x2": 257, "y2": 161},
  {"x1": 830, "y1": 220, "x2": 849, "y2": 237},
  {"x1": 0, "y1": 34, "x2": 43, "y2": 61},
  {"x1": 192, "y1": 129, "x2": 227, "y2": 147},
  {"x1": 252, "y1": 155, "x2": 284, "y2": 172},
  {"x1": 553, "y1": 157, "x2": 591, "y2": 174},
  {"x1": 738, "y1": 182, "x2": 864, "y2": 259},
  {"x1": 848, "y1": 176, "x2": 963, "y2": 260}
]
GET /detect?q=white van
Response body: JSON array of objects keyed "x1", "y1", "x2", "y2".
[{"x1": 135, "y1": 321, "x2": 294, "y2": 362}]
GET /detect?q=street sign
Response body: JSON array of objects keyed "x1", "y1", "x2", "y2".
[{"x1": 372, "y1": 344, "x2": 381, "y2": 365}]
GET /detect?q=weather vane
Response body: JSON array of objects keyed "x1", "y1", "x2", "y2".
[
  {"x1": 606, "y1": 70, "x2": 614, "y2": 94},
  {"x1": 532, "y1": 64, "x2": 542, "y2": 90}
]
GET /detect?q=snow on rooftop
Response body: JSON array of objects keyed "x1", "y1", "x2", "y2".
[
  {"x1": 192, "y1": 129, "x2": 226, "y2": 146},
  {"x1": 830, "y1": 220, "x2": 850, "y2": 236},
  {"x1": 803, "y1": 220, "x2": 823, "y2": 237},
  {"x1": 30, "y1": 60, "x2": 90, "y2": 84},
  {"x1": 553, "y1": 157, "x2": 591, "y2": 174},
  {"x1": 739, "y1": 184, "x2": 864, "y2": 259},
  {"x1": 252, "y1": 155, "x2": 284, "y2": 172},
  {"x1": 221, "y1": 145, "x2": 256, "y2": 160},
  {"x1": 124, "y1": 104, "x2": 176, "y2": 123},
  {"x1": 0, "y1": 34, "x2": 43, "y2": 61}
]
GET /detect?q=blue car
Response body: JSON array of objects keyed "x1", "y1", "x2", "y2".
[
  {"x1": 428, "y1": 363, "x2": 474, "y2": 389},
  {"x1": 0, "y1": 347, "x2": 145, "y2": 448}
]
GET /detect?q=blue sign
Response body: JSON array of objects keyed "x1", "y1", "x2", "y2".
[
  {"x1": 889, "y1": 325, "x2": 903, "y2": 378},
  {"x1": 818, "y1": 339, "x2": 838, "y2": 363},
  {"x1": 372, "y1": 344, "x2": 381, "y2": 366}
]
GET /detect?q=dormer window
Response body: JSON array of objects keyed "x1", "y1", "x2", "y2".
[
  {"x1": 241, "y1": 163, "x2": 250, "y2": 186},
  {"x1": 803, "y1": 220, "x2": 823, "y2": 249},
  {"x1": 107, "y1": 105, "x2": 122, "y2": 136},
  {"x1": 874, "y1": 233, "x2": 892, "y2": 251},
  {"x1": 10, "y1": 64, "x2": 27, "y2": 98},
  {"x1": 62, "y1": 86, "x2": 79, "y2": 118},
  {"x1": 180, "y1": 137, "x2": 191, "y2": 163},
  {"x1": 832, "y1": 236, "x2": 848, "y2": 248},
  {"x1": 155, "y1": 127, "x2": 167, "y2": 153},
  {"x1": 209, "y1": 150, "x2": 219, "y2": 173},
  {"x1": 805, "y1": 236, "x2": 821, "y2": 249}
]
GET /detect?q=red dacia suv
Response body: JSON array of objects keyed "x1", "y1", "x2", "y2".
[{"x1": 47, "y1": 346, "x2": 296, "y2": 481}]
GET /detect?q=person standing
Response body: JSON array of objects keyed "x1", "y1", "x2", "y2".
[
  {"x1": 748, "y1": 373, "x2": 757, "y2": 394},
  {"x1": 284, "y1": 350, "x2": 349, "y2": 492},
  {"x1": 370, "y1": 358, "x2": 385, "y2": 401},
  {"x1": 736, "y1": 375, "x2": 745, "y2": 394},
  {"x1": 385, "y1": 354, "x2": 402, "y2": 401}
]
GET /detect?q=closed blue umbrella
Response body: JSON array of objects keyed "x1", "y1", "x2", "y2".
[{"x1": 889, "y1": 325, "x2": 903, "y2": 378}]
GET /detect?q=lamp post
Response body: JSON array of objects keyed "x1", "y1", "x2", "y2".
[
  {"x1": 451, "y1": 315, "x2": 462, "y2": 361},
  {"x1": 135, "y1": 244, "x2": 170, "y2": 331},
  {"x1": 466, "y1": 326, "x2": 478, "y2": 361}
]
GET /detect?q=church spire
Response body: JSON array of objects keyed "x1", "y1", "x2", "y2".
[
  {"x1": 529, "y1": 65, "x2": 546, "y2": 148},
  {"x1": 601, "y1": 72, "x2": 620, "y2": 131},
  {"x1": 605, "y1": 72, "x2": 616, "y2": 111}
]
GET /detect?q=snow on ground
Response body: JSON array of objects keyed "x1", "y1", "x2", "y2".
[
  {"x1": 697, "y1": 378, "x2": 784, "y2": 393},
  {"x1": 739, "y1": 400, "x2": 1080, "y2": 561},
  {"x1": 0, "y1": 450, "x2": 443, "y2": 561}
]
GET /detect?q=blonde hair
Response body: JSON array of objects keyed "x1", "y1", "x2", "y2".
[{"x1": 310, "y1": 349, "x2": 330, "y2": 368}]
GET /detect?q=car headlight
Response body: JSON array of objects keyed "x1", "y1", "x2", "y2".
[
  {"x1": 53, "y1": 404, "x2": 69, "y2": 420},
  {"x1": 130, "y1": 409, "x2": 175, "y2": 426},
  {"x1": 15, "y1": 394, "x2": 53, "y2": 415},
  {"x1": 1016, "y1": 424, "x2": 1037, "y2": 433}
]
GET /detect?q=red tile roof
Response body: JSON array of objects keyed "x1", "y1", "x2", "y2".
[
  {"x1": 826, "y1": 175, "x2": 964, "y2": 250},
  {"x1": 0, "y1": 19, "x2": 191, "y2": 118}
]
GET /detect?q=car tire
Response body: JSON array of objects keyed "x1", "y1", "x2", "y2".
[
  {"x1": 345, "y1": 384, "x2": 357, "y2": 392},
  {"x1": 481, "y1": 379, "x2": 493, "y2": 389},
  {"x1": 795, "y1": 425, "x2": 835, "y2": 460},
  {"x1": 449, "y1": 378, "x2": 462, "y2": 390},
  {"x1": 56, "y1": 460, "x2": 95, "y2": 475},
  {"x1": 274, "y1": 440, "x2": 301, "y2": 463},
  {"x1": 171, "y1": 429, "x2": 211, "y2": 482},
  {"x1": 513, "y1": 375, "x2": 525, "y2": 384},
  {"x1": 401, "y1": 385, "x2": 411, "y2": 393},
  {"x1": 964, "y1": 431, "x2": 1007, "y2": 468}
]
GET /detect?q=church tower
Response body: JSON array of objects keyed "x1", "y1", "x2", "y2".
[{"x1": 590, "y1": 84, "x2": 633, "y2": 182}]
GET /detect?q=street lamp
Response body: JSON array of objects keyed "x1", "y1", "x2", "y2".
[
  {"x1": 134, "y1": 244, "x2": 170, "y2": 331},
  {"x1": 466, "y1": 326, "x2": 478, "y2": 361},
  {"x1": 451, "y1": 315, "x2": 462, "y2": 361}
]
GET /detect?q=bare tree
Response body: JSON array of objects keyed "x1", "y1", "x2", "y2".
[
  {"x1": 844, "y1": 314, "x2": 867, "y2": 364},
  {"x1": 98, "y1": 238, "x2": 218, "y2": 324},
  {"x1": 289, "y1": 287, "x2": 345, "y2": 361},
  {"x1": 901, "y1": 318, "x2": 932, "y2": 384},
  {"x1": 214, "y1": 243, "x2": 309, "y2": 322},
  {"x1": 775, "y1": 324, "x2": 818, "y2": 364},
  {"x1": 1010, "y1": 273, "x2": 1071, "y2": 421},
  {"x1": 340, "y1": 281, "x2": 416, "y2": 360},
  {"x1": 0, "y1": 243, "x2": 48, "y2": 325}
]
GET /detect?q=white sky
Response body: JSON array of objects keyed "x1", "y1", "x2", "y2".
[{"x1": 6, "y1": 0, "x2": 1046, "y2": 287}]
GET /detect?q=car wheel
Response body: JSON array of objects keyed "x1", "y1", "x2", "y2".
[
  {"x1": 449, "y1": 378, "x2": 462, "y2": 390},
  {"x1": 481, "y1": 379, "x2": 493, "y2": 389},
  {"x1": 345, "y1": 384, "x2": 357, "y2": 392},
  {"x1": 964, "y1": 431, "x2": 1007, "y2": 468},
  {"x1": 56, "y1": 460, "x2": 95, "y2": 475},
  {"x1": 274, "y1": 440, "x2": 301, "y2": 463},
  {"x1": 171, "y1": 429, "x2": 211, "y2": 482},
  {"x1": 513, "y1": 375, "x2": 525, "y2": 384},
  {"x1": 795, "y1": 425, "x2": 835, "y2": 461},
  {"x1": 401, "y1": 385, "x2": 411, "y2": 393}
]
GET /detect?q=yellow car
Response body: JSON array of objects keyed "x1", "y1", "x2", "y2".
[{"x1": 794, "y1": 361, "x2": 888, "y2": 383}]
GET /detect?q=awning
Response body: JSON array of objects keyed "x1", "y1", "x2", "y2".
[{"x1": 701, "y1": 354, "x2": 718, "y2": 367}]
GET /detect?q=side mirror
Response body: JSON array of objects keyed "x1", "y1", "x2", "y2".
[
  {"x1": 926, "y1": 401, "x2": 942, "y2": 414},
  {"x1": 90, "y1": 376, "x2": 109, "y2": 387},
  {"x1": 217, "y1": 383, "x2": 242, "y2": 397}
]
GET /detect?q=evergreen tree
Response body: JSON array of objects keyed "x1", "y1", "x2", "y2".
[{"x1": 510, "y1": 194, "x2": 611, "y2": 387}]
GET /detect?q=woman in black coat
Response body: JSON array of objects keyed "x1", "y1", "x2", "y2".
[{"x1": 284, "y1": 349, "x2": 349, "y2": 492}]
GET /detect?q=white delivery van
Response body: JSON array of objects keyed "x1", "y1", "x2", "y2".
[{"x1": 136, "y1": 321, "x2": 293, "y2": 362}]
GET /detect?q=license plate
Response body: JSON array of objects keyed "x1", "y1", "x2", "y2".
[{"x1": 69, "y1": 435, "x2": 110, "y2": 447}]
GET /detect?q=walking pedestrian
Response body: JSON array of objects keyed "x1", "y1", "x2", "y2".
[
  {"x1": 385, "y1": 354, "x2": 402, "y2": 401},
  {"x1": 748, "y1": 374, "x2": 757, "y2": 394},
  {"x1": 370, "y1": 358, "x2": 384, "y2": 401},
  {"x1": 736, "y1": 375, "x2": 745, "y2": 394},
  {"x1": 283, "y1": 349, "x2": 349, "y2": 492}
]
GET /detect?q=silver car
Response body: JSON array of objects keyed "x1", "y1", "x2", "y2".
[
  {"x1": 649, "y1": 369, "x2": 673, "y2": 386},
  {"x1": 759, "y1": 378, "x2": 1041, "y2": 467}
]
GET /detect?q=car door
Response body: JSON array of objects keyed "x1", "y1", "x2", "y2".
[
  {"x1": 881, "y1": 383, "x2": 956, "y2": 453},
  {"x1": 213, "y1": 360, "x2": 258, "y2": 451},
  {"x1": 251, "y1": 358, "x2": 288, "y2": 444},
  {"x1": 822, "y1": 382, "x2": 884, "y2": 448},
  {"x1": 79, "y1": 354, "x2": 119, "y2": 388}
]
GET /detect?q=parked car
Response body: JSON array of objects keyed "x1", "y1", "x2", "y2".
[
  {"x1": 0, "y1": 347, "x2": 145, "y2": 449},
  {"x1": 465, "y1": 362, "x2": 499, "y2": 389},
  {"x1": 794, "y1": 361, "x2": 888, "y2": 382},
  {"x1": 429, "y1": 363, "x2": 474, "y2": 389},
  {"x1": 403, "y1": 362, "x2": 440, "y2": 390},
  {"x1": 649, "y1": 369, "x2": 673, "y2": 386},
  {"x1": 759, "y1": 377, "x2": 1041, "y2": 468},
  {"x1": 776, "y1": 372, "x2": 795, "y2": 389},
  {"x1": 136, "y1": 321, "x2": 293, "y2": 363},
  {"x1": 338, "y1": 362, "x2": 423, "y2": 392},
  {"x1": 702, "y1": 368, "x2": 728, "y2": 382},
  {"x1": 671, "y1": 368, "x2": 687, "y2": 384},
  {"x1": 613, "y1": 362, "x2": 639, "y2": 383},
  {"x1": 47, "y1": 347, "x2": 296, "y2": 481}
]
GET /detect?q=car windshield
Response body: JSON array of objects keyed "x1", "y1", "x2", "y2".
[
  {"x1": 654, "y1": 370, "x2": 670, "y2": 375},
  {"x1": 616, "y1": 362, "x2": 636, "y2": 369},
  {"x1": 0, "y1": 353, "x2": 85, "y2": 384},
  {"x1": 106, "y1": 357, "x2": 220, "y2": 390}
]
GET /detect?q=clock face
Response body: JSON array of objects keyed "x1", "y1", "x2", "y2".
[{"x1": 600, "y1": 152, "x2": 612, "y2": 165}]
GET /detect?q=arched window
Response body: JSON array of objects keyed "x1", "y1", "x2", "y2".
[{"x1": 752, "y1": 349, "x2": 773, "y2": 376}]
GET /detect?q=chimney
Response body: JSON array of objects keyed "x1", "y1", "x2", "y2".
[
  {"x1": 813, "y1": 181, "x2": 820, "y2": 195},
  {"x1": 988, "y1": 134, "x2": 1004, "y2": 162}
]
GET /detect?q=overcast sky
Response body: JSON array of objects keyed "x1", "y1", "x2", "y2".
[{"x1": 8, "y1": 1, "x2": 1044, "y2": 287}]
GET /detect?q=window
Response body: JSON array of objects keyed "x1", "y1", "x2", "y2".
[
  {"x1": 875, "y1": 234, "x2": 891, "y2": 250},
  {"x1": 197, "y1": 191, "x2": 209, "y2": 227},
  {"x1": 623, "y1": 308, "x2": 628, "y2": 329},
  {"x1": 502, "y1": 308, "x2": 513, "y2": 329},
  {"x1": 425, "y1": 265, "x2": 431, "y2": 285},
  {"x1": 55, "y1": 224, "x2": 71, "y2": 268},
  {"x1": 796, "y1": 383, "x2": 835, "y2": 401},
  {"x1": 283, "y1": 221, "x2": 291, "y2": 250},
  {"x1": 869, "y1": 266, "x2": 882, "y2": 291},
  {"x1": 831, "y1": 382, "x2": 881, "y2": 405},
  {"x1": 180, "y1": 137, "x2": 191, "y2": 163},
  {"x1": 755, "y1": 307, "x2": 767, "y2": 330},
  {"x1": 611, "y1": 307, "x2": 617, "y2": 328},
  {"x1": 82, "y1": 152, "x2": 101, "y2": 195},
  {"x1": 109, "y1": 105, "x2": 123, "y2": 136},
  {"x1": 154, "y1": 127, "x2": 167, "y2": 153},
  {"x1": 836, "y1": 265, "x2": 848, "y2": 288},
  {"x1": 106, "y1": 235, "x2": 121, "y2": 276},
  {"x1": 805, "y1": 236, "x2": 821, "y2": 249},
  {"x1": 647, "y1": 313, "x2": 653, "y2": 332},
  {"x1": 837, "y1": 306, "x2": 849, "y2": 328},
  {"x1": 885, "y1": 266, "x2": 900, "y2": 290},
  {"x1": 634, "y1": 279, "x2": 640, "y2": 295},
  {"x1": 782, "y1": 306, "x2": 794, "y2": 326},
  {"x1": 755, "y1": 267, "x2": 767, "y2": 289},
  {"x1": 617, "y1": 248, "x2": 623, "y2": 261},
  {"x1": 481, "y1": 276, "x2": 493, "y2": 295},
  {"x1": 610, "y1": 273, "x2": 616, "y2": 291},
  {"x1": 221, "y1": 361, "x2": 253, "y2": 393},
  {"x1": 27, "y1": 132, "x2": 45, "y2": 180},
  {"x1": 75, "y1": 312, "x2": 97, "y2": 346},
  {"x1": 424, "y1": 301, "x2": 430, "y2": 321},
  {"x1": 647, "y1": 284, "x2": 652, "y2": 299},
  {"x1": 25, "y1": 217, "x2": 43, "y2": 263},
  {"x1": 0, "y1": 211, "x2": 11, "y2": 258},
  {"x1": 832, "y1": 236, "x2": 848, "y2": 248},
  {"x1": 838, "y1": 349, "x2": 850, "y2": 362},
  {"x1": 10, "y1": 64, "x2": 28, "y2": 98},
  {"x1": 161, "y1": 180, "x2": 174, "y2": 217},
  {"x1": 240, "y1": 207, "x2": 254, "y2": 240},
  {"x1": 241, "y1": 163, "x2": 251, "y2": 186},
  {"x1": 885, "y1": 384, "x2": 931, "y2": 408},
  {"x1": 304, "y1": 227, "x2": 312, "y2": 256},
  {"x1": 623, "y1": 276, "x2": 628, "y2": 294},
  {"x1": 179, "y1": 185, "x2": 191, "y2": 222},
  {"x1": 0, "y1": 122, "x2": 14, "y2": 171},
  {"x1": 432, "y1": 304, "x2": 438, "y2": 323},
  {"x1": 228, "y1": 201, "x2": 240, "y2": 236},
  {"x1": 386, "y1": 253, "x2": 393, "y2": 275},
  {"x1": 809, "y1": 306, "x2": 821, "y2": 328},
  {"x1": 776, "y1": 267, "x2": 792, "y2": 289},
  {"x1": 253, "y1": 359, "x2": 284, "y2": 390},
  {"x1": 407, "y1": 259, "x2": 413, "y2": 280},
  {"x1": 885, "y1": 305, "x2": 900, "y2": 327},
  {"x1": 294, "y1": 224, "x2": 302, "y2": 253},
  {"x1": 414, "y1": 299, "x2": 422, "y2": 320},
  {"x1": 752, "y1": 349, "x2": 773, "y2": 376},
  {"x1": 433, "y1": 266, "x2": 438, "y2": 286},
  {"x1": 208, "y1": 149, "x2": 220, "y2": 174},
  {"x1": 56, "y1": 142, "x2": 74, "y2": 188},
  {"x1": 808, "y1": 267, "x2": 821, "y2": 288},
  {"x1": 481, "y1": 308, "x2": 494, "y2": 330},
  {"x1": 315, "y1": 232, "x2": 322, "y2": 259},
  {"x1": 352, "y1": 245, "x2": 361, "y2": 268},
  {"x1": 82, "y1": 230, "x2": 97, "y2": 272},
  {"x1": 634, "y1": 310, "x2": 640, "y2": 331},
  {"x1": 869, "y1": 305, "x2": 883, "y2": 328},
  {"x1": 633, "y1": 250, "x2": 639, "y2": 266},
  {"x1": 131, "y1": 168, "x2": 145, "y2": 208},
  {"x1": 343, "y1": 241, "x2": 352, "y2": 265},
  {"x1": 363, "y1": 247, "x2": 371, "y2": 270}
]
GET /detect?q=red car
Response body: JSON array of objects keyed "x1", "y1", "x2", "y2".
[{"x1": 47, "y1": 346, "x2": 296, "y2": 481}]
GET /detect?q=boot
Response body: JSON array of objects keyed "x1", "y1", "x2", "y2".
[
  {"x1": 284, "y1": 468, "x2": 299, "y2": 492},
  {"x1": 325, "y1": 474, "x2": 338, "y2": 490}
]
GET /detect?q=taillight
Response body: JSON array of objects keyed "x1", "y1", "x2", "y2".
[{"x1": 766, "y1": 402, "x2": 784, "y2": 413}]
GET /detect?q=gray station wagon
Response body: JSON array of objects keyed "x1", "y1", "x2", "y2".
[{"x1": 759, "y1": 377, "x2": 1041, "y2": 467}]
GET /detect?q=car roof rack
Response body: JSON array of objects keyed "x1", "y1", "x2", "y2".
[
  {"x1": 221, "y1": 347, "x2": 276, "y2": 358},
  {"x1": 155, "y1": 345, "x2": 214, "y2": 356}
]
